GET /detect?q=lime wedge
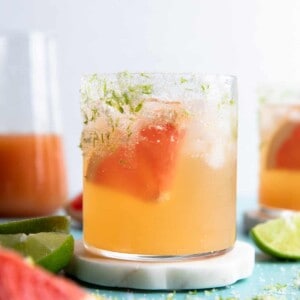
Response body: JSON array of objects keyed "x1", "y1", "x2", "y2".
[
  {"x1": 250, "y1": 214, "x2": 300, "y2": 259},
  {"x1": 0, "y1": 233, "x2": 27, "y2": 251},
  {"x1": 0, "y1": 216, "x2": 70, "y2": 234},
  {"x1": 0, "y1": 232, "x2": 74, "y2": 273}
]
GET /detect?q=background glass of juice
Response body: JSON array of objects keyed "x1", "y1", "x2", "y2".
[
  {"x1": 0, "y1": 32, "x2": 68, "y2": 217},
  {"x1": 81, "y1": 73, "x2": 237, "y2": 260},
  {"x1": 259, "y1": 87, "x2": 300, "y2": 214}
]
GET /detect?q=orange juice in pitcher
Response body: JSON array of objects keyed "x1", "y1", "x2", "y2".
[
  {"x1": 0, "y1": 32, "x2": 68, "y2": 217},
  {"x1": 0, "y1": 134, "x2": 67, "y2": 216}
]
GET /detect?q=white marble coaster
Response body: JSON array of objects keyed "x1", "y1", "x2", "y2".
[{"x1": 66, "y1": 240, "x2": 255, "y2": 290}]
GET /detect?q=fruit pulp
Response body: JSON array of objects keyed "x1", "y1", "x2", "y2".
[
  {"x1": 259, "y1": 104, "x2": 300, "y2": 211},
  {"x1": 0, "y1": 134, "x2": 68, "y2": 217},
  {"x1": 0, "y1": 248, "x2": 87, "y2": 300}
]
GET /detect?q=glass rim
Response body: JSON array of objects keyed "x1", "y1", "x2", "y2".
[
  {"x1": 258, "y1": 83, "x2": 300, "y2": 105},
  {"x1": 81, "y1": 72, "x2": 238, "y2": 109},
  {"x1": 82, "y1": 72, "x2": 236, "y2": 81},
  {"x1": 0, "y1": 29, "x2": 56, "y2": 36}
]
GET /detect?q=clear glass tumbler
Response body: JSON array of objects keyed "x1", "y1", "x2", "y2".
[
  {"x1": 259, "y1": 86, "x2": 300, "y2": 214},
  {"x1": 80, "y1": 72, "x2": 237, "y2": 260},
  {"x1": 0, "y1": 32, "x2": 68, "y2": 217}
]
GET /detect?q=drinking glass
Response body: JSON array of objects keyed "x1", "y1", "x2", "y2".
[
  {"x1": 80, "y1": 72, "x2": 237, "y2": 260},
  {"x1": 0, "y1": 32, "x2": 68, "y2": 217},
  {"x1": 259, "y1": 86, "x2": 300, "y2": 214}
]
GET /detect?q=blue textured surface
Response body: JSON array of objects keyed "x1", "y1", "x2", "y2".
[{"x1": 70, "y1": 197, "x2": 300, "y2": 299}]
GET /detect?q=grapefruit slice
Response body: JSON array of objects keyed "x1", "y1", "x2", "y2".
[
  {"x1": 86, "y1": 122, "x2": 184, "y2": 201},
  {"x1": 0, "y1": 247, "x2": 93, "y2": 300},
  {"x1": 267, "y1": 122, "x2": 300, "y2": 169}
]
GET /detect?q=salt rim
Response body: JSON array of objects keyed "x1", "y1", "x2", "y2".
[
  {"x1": 258, "y1": 84, "x2": 300, "y2": 105},
  {"x1": 80, "y1": 72, "x2": 237, "y2": 126}
]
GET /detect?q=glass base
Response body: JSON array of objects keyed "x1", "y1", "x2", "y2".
[
  {"x1": 260, "y1": 206, "x2": 297, "y2": 218},
  {"x1": 243, "y1": 206, "x2": 298, "y2": 232},
  {"x1": 84, "y1": 241, "x2": 233, "y2": 262}
]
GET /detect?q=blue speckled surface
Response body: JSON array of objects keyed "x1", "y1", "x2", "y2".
[{"x1": 70, "y1": 197, "x2": 300, "y2": 299}]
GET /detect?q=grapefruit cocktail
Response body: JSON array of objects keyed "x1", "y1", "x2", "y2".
[
  {"x1": 81, "y1": 73, "x2": 237, "y2": 260},
  {"x1": 259, "y1": 103, "x2": 300, "y2": 211}
]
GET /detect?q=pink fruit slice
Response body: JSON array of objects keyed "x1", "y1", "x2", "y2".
[
  {"x1": 87, "y1": 122, "x2": 184, "y2": 201},
  {"x1": 0, "y1": 248, "x2": 90, "y2": 300},
  {"x1": 267, "y1": 122, "x2": 300, "y2": 169}
]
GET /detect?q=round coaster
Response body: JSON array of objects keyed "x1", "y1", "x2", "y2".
[{"x1": 66, "y1": 240, "x2": 255, "y2": 290}]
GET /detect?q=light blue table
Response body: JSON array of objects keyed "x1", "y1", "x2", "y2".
[{"x1": 70, "y1": 197, "x2": 300, "y2": 300}]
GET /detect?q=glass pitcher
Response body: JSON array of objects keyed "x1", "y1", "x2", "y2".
[{"x1": 0, "y1": 32, "x2": 68, "y2": 217}]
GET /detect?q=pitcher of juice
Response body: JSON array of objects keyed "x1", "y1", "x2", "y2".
[
  {"x1": 80, "y1": 72, "x2": 237, "y2": 260},
  {"x1": 259, "y1": 86, "x2": 300, "y2": 214},
  {"x1": 0, "y1": 32, "x2": 68, "y2": 217}
]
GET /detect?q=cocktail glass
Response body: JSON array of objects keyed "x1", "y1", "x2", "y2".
[
  {"x1": 80, "y1": 72, "x2": 237, "y2": 260},
  {"x1": 259, "y1": 87, "x2": 300, "y2": 215}
]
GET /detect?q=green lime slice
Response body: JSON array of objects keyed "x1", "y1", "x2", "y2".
[
  {"x1": 0, "y1": 233, "x2": 27, "y2": 251},
  {"x1": 0, "y1": 232, "x2": 74, "y2": 273},
  {"x1": 250, "y1": 214, "x2": 300, "y2": 259},
  {"x1": 0, "y1": 216, "x2": 70, "y2": 234}
]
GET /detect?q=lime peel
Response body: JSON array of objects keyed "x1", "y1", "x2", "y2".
[
  {"x1": 250, "y1": 214, "x2": 300, "y2": 260},
  {"x1": 0, "y1": 232, "x2": 74, "y2": 273},
  {"x1": 0, "y1": 216, "x2": 71, "y2": 234},
  {"x1": 0, "y1": 216, "x2": 74, "y2": 273}
]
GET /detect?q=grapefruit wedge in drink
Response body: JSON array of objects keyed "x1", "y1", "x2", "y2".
[
  {"x1": 266, "y1": 122, "x2": 300, "y2": 169},
  {"x1": 86, "y1": 121, "x2": 184, "y2": 202}
]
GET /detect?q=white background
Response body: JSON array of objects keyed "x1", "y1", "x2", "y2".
[{"x1": 1, "y1": 0, "x2": 300, "y2": 201}]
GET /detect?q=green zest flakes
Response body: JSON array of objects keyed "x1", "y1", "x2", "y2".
[
  {"x1": 180, "y1": 77, "x2": 188, "y2": 84},
  {"x1": 81, "y1": 73, "x2": 236, "y2": 127},
  {"x1": 201, "y1": 83, "x2": 210, "y2": 92},
  {"x1": 81, "y1": 72, "x2": 154, "y2": 125}
]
